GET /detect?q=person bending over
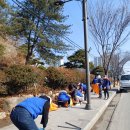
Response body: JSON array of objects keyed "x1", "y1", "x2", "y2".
[{"x1": 10, "y1": 95, "x2": 51, "y2": 130}]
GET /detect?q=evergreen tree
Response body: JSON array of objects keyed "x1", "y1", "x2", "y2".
[
  {"x1": 0, "y1": 0, "x2": 10, "y2": 38},
  {"x1": 0, "y1": 0, "x2": 7, "y2": 8},
  {"x1": 91, "y1": 66, "x2": 104, "y2": 76},
  {"x1": 11, "y1": 0, "x2": 70, "y2": 64},
  {"x1": 64, "y1": 49, "x2": 94, "y2": 69},
  {"x1": 67, "y1": 49, "x2": 85, "y2": 68}
]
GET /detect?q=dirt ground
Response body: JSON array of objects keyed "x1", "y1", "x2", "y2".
[
  {"x1": 0, "y1": 116, "x2": 12, "y2": 128},
  {"x1": 0, "y1": 97, "x2": 12, "y2": 128}
]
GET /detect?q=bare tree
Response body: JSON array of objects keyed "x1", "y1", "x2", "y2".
[
  {"x1": 110, "y1": 51, "x2": 130, "y2": 87},
  {"x1": 88, "y1": 0, "x2": 130, "y2": 75}
]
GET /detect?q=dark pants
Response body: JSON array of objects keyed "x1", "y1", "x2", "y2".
[
  {"x1": 104, "y1": 88, "x2": 109, "y2": 99},
  {"x1": 10, "y1": 106, "x2": 38, "y2": 130},
  {"x1": 99, "y1": 90, "x2": 102, "y2": 98},
  {"x1": 99, "y1": 88, "x2": 102, "y2": 98}
]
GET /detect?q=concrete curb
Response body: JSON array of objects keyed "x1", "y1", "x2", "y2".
[{"x1": 82, "y1": 91, "x2": 116, "y2": 130}]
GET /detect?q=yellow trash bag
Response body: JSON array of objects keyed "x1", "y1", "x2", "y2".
[
  {"x1": 70, "y1": 98, "x2": 73, "y2": 107},
  {"x1": 49, "y1": 102, "x2": 58, "y2": 111}
]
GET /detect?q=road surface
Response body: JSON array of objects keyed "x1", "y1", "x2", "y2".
[{"x1": 92, "y1": 92, "x2": 130, "y2": 130}]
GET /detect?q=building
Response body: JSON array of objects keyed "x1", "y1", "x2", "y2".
[
  {"x1": 94, "y1": 57, "x2": 102, "y2": 67},
  {"x1": 54, "y1": 58, "x2": 64, "y2": 67}
]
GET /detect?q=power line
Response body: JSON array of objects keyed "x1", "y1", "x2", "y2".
[
  {"x1": 12, "y1": 0, "x2": 83, "y2": 50},
  {"x1": 89, "y1": 53, "x2": 95, "y2": 58},
  {"x1": 77, "y1": 0, "x2": 82, "y2": 10}
]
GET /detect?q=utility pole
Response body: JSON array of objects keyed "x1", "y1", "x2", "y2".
[
  {"x1": 54, "y1": 0, "x2": 91, "y2": 110},
  {"x1": 82, "y1": 0, "x2": 91, "y2": 110}
]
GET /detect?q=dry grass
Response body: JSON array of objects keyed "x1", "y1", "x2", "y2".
[{"x1": 0, "y1": 37, "x2": 25, "y2": 66}]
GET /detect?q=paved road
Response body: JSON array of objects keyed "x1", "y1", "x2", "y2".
[
  {"x1": 92, "y1": 92, "x2": 130, "y2": 130},
  {"x1": 108, "y1": 92, "x2": 130, "y2": 130}
]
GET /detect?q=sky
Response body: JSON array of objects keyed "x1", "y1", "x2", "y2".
[
  {"x1": 62, "y1": 0, "x2": 130, "y2": 64},
  {"x1": 8, "y1": 0, "x2": 130, "y2": 66},
  {"x1": 62, "y1": 1, "x2": 95, "y2": 62}
]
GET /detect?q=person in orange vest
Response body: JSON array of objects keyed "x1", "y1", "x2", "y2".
[{"x1": 91, "y1": 75, "x2": 99, "y2": 94}]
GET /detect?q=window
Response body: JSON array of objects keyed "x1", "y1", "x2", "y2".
[{"x1": 121, "y1": 75, "x2": 130, "y2": 80}]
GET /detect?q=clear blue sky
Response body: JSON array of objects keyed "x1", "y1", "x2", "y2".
[
  {"x1": 62, "y1": 1, "x2": 96, "y2": 62},
  {"x1": 8, "y1": 0, "x2": 130, "y2": 64},
  {"x1": 62, "y1": 0, "x2": 130, "y2": 63}
]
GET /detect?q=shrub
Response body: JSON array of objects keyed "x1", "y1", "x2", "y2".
[
  {"x1": 0, "y1": 44, "x2": 5, "y2": 57},
  {"x1": 38, "y1": 65, "x2": 46, "y2": 70},
  {"x1": 31, "y1": 67, "x2": 47, "y2": 92},
  {"x1": 0, "y1": 70, "x2": 7, "y2": 95},
  {"x1": 57, "y1": 68, "x2": 86, "y2": 84},
  {"x1": 4, "y1": 65, "x2": 38, "y2": 94},
  {"x1": 46, "y1": 67, "x2": 67, "y2": 89},
  {"x1": 46, "y1": 67, "x2": 87, "y2": 89}
]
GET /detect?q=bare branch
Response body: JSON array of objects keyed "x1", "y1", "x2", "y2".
[{"x1": 88, "y1": 0, "x2": 130, "y2": 74}]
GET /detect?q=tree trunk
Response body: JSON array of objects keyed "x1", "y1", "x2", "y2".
[
  {"x1": 113, "y1": 76, "x2": 116, "y2": 87},
  {"x1": 104, "y1": 69, "x2": 108, "y2": 76},
  {"x1": 25, "y1": 52, "x2": 32, "y2": 65}
]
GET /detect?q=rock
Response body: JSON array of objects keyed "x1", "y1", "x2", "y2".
[
  {"x1": 3, "y1": 95, "x2": 33, "y2": 112},
  {"x1": 48, "y1": 91, "x2": 53, "y2": 96},
  {"x1": 0, "y1": 112, "x2": 6, "y2": 119}
]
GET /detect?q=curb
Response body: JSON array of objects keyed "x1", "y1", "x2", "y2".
[{"x1": 82, "y1": 91, "x2": 116, "y2": 130}]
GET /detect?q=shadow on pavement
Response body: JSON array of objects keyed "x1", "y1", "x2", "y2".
[{"x1": 58, "y1": 122, "x2": 81, "y2": 130}]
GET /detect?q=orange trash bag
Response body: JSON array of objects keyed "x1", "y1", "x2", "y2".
[{"x1": 91, "y1": 84, "x2": 99, "y2": 94}]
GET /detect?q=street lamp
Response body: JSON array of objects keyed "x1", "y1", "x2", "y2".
[{"x1": 54, "y1": 0, "x2": 91, "y2": 110}]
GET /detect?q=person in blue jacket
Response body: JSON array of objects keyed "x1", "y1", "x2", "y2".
[
  {"x1": 102, "y1": 75, "x2": 111, "y2": 99},
  {"x1": 97, "y1": 75, "x2": 103, "y2": 98},
  {"x1": 58, "y1": 90, "x2": 70, "y2": 107},
  {"x1": 92, "y1": 75, "x2": 98, "y2": 84},
  {"x1": 10, "y1": 95, "x2": 51, "y2": 130},
  {"x1": 68, "y1": 83, "x2": 84, "y2": 104},
  {"x1": 77, "y1": 83, "x2": 87, "y2": 100}
]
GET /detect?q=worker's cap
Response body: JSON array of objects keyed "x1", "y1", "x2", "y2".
[{"x1": 97, "y1": 75, "x2": 101, "y2": 79}]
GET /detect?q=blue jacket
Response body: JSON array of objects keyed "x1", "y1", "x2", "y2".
[
  {"x1": 81, "y1": 83, "x2": 87, "y2": 91},
  {"x1": 97, "y1": 78, "x2": 103, "y2": 89},
  {"x1": 92, "y1": 78, "x2": 98, "y2": 84},
  {"x1": 58, "y1": 92, "x2": 70, "y2": 102},
  {"x1": 76, "y1": 90, "x2": 83, "y2": 97},
  {"x1": 102, "y1": 78, "x2": 110, "y2": 89},
  {"x1": 17, "y1": 97, "x2": 47, "y2": 119}
]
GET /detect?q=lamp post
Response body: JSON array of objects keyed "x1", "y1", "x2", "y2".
[
  {"x1": 54, "y1": 0, "x2": 91, "y2": 110},
  {"x1": 82, "y1": 0, "x2": 91, "y2": 110}
]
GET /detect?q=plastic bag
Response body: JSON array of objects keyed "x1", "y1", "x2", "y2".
[{"x1": 49, "y1": 102, "x2": 58, "y2": 111}]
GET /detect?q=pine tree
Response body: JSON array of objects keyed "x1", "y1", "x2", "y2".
[
  {"x1": 0, "y1": 0, "x2": 7, "y2": 8},
  {"x1": 0, "y1": 0, "x2": 10, "y2": 38},
  {"x1": 11, "y1": 0, "x2": 70, "y2": 65},
  {"x1": 64, "y1": 49, "x2": 94, "y2": 69}
]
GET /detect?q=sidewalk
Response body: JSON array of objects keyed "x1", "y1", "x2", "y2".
[{"x1": 1, "y1": 91, "x2": 116, "y2": 130}]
